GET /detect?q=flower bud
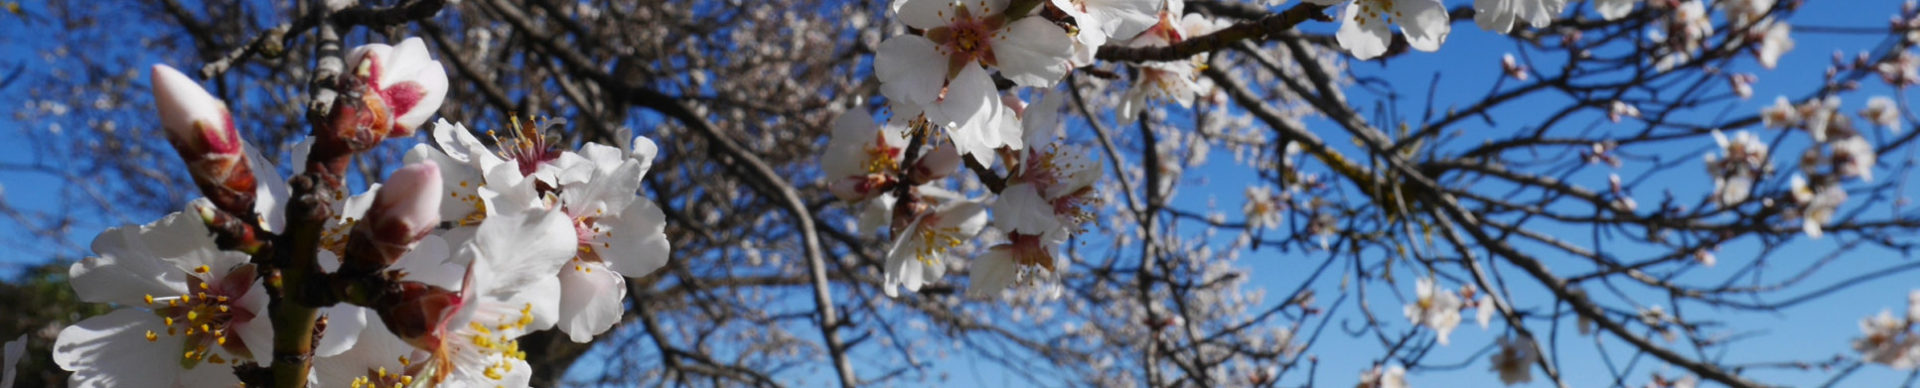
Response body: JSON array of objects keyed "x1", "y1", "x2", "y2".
[
  {"x1": 342, "y1": 162, "x2": 443, "y2": 276},
  {"x1": 375, "y1": 280, "x2": 463, "y2": 351},
  {"x1": 151, "y1": 64, "x2": 257, "y2": 216},
  {"x1": 343, "y1": 37, "x2": 449, "y2": 138}
]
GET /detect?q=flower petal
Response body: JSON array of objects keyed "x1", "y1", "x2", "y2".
[
  {"x1": 875, "y1": 36, "x2": 949, "y2": 106},
  {"x1": 557, "y1": 262, "x2": 628, "y2": 342},
  {"x1": 991, "y1": 17, "x2": 1073, "y2": 87}
]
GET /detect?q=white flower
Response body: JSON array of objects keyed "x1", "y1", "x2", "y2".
[
  {"x1": 1307, "y1": 0, "x2": 1452, "y2": 59},
  {"x1": 1117, "y1": 2, "x2": 1228, "y2": 124},
  {"x1": 1489, "y1": 336, "x2": 1538, "y2": 385},
  {"x1": 1728, "y1": 73, "x2": 1755, "y2": 99},
  {"x1": 1594, "y1": 0, "x2": 1637, "y2": 20},
  {"x1": 999, "y1": 91, "x2": 1101, "y2": 236},
  {"x1": 1404, "y1": 276, "x2": 1463, "y2": 345},
  {"x1": 1703, "y1": 130, "x2": 1769, "y2": 207},
  {"x1": 1790, "y1": 174, "x2": 1846, "y2": 239},
  {"x1": 1880, "y1": 50, "x2": 1920, "y2": 87},
  {"x1": 967, "y1": 232, "x2": 1065, "y2": 299},
  {"x1": 1501, "y1": 53, "x2": 1529, "y2": 81},
  {"x1": 1853, "y1": 309, "x2": 1918, "y2": 369},
  {"x1": 1650, "y1": 0, "x2": 1712, "y2": 71},
  {"x1": 311, "y1": 311, "x2": 431, "y2": 388},
  {"x1": 1717, "y1": 0, "x2": 1772, "y2": 26},
  {"x1": 1244, "y1": 186, "x2": 1284, "y2": 230},
  {"x1": 1761, "y1": 96, "x2": 1800, "y2": 129},
  {"x1": 1474, "y1": 0, "x2": 1567, "y2": 33},
  {"x1": 1609, "y1": 100, "x2": 1641, "y2": 123},
  {"x1": 1800, "y1": 96, "x2": 1850, "y2": 143},
  {"x1": 394, "y1": 209, "x2": 575, "y2": 386},
  {"x1": 55, "y1": 205, "x2": 273, "y2": 387},
  {"x1": 885, "y1": 197, "x2": 989, "y2": 297},
  {"x1": 344, "y1": 37, "x2": 450, "y2": 136},
  {"x1": 1753, "y1": 20, "x2": 1793, "y2": 69},
  {"x1": 877, "y1": 0, "x2": 1073, "y2": 131},
  {"x1": 1862, "y1": 96, "x2": 1902, "y2": 130},
  {"x1": 550, "y1": 141, "x2": 672, "y2": 343},
  {"x1": 1832, "y1": 135, "x2": 1877, "y2": 182},
  {"x1": 824, "y1": 108, "x2": 908, "y2": 202},
  {"x1": 2, "y1": 334, "x2": 23, "y2": 388},
  {"x1": 1358, "y1": 364, "x2": 1409, "y2": 388}
]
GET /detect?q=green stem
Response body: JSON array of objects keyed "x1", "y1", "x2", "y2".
[{"x1": 266, "y1": 174, "x2": 335, "y2": 388}]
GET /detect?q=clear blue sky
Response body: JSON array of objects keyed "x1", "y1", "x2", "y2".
[{"x1": 2, "y1": 1, "x2": 1915, "y2": 387}]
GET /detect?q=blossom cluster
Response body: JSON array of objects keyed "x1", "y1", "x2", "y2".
[
  {"x1": 1852, "y1": 290, "x2": 1920, "y2": 369},
  {"x1": 51, "y1": 37, "x2": 670, "y2": 387}
]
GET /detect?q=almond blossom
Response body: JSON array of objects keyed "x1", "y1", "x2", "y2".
[
  {"x1": 407, "y1": 117, "x2": 670, "y2": 343},
  {"x1": 383, "y1": 209, "x2": 577, "y2": 386},
  {"x1": 1832, "y1": 135, "x2": 1877, "y2": 182},
  {"x1": 1306, "y1": 0, "x2": 1452, "y2": 59},
  {"x1": 1357, "y1": 364, "x2": 1409, "y2": 388},
  {"x1": 1650, "y1": 0, "x2": 1712, "y2": 71},
  {"x1": 1751, "y1": 20, "x2": 1794, "y2": 69},
  {"x1": 877, "y1": 0, "x2": 1073, "y2": 134},
  {"x1": 1853, "y1": 309, "x2": 1918, "y2": 369},
  {"x1": 1404, "y1": 276, "x2": 1463, "y2": 345},
  {"x1": 342, "y1": 37, "x2": 450, "y2": 137},
  {"x1": 1117, "y1": 0, "x2": 1228, "y2": 124},
  {"x1": 1243, "y1": 186, "x2": 1285, "y2": 230},
  {"x1": 1474, "y1": 0, "x2": 1567, "y2": 33},
  {"x1": 1862, "y1": 96, "x2": 1902, "y2": 130},
  {"x1": 1761, "y1": 96, "x2": 1800, "y2": 129},
  {"x1": 824, "y1": 108, "x2": 908, "y2": 202},
  {"x1": 1703, "y1": 130, "x2": 1770, "y2": 207},
  {"x1": 1790, "y1": 174, "x2": 1846, "y2": 239},
  {"x1": 54, "y1": 205, "x2": 273, "y2": 387},
  {"x1": 886, "y1": 193, "x2": 989, "y2": 297},
  {"x1": 975, "y1": 91, "x2": 1100, "y2": 297}
]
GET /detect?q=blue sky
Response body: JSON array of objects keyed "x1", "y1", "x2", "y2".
[{"x1": 3, "y1": 0, "x2": 1917, "y2": 387}]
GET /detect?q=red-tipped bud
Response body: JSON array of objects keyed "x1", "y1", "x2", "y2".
[
  {"x1": 343, "y1": 37, "x2": 449, "y2": 137},
  {"x1": 341, "y1": 162, "x2": 443, "y2": 276},
  {"x1": 152, "y1": 64, "x2": 256, "y2": 216},
  {"x1": 376, "y1": 281, "x2": 463, "y2": 351}
]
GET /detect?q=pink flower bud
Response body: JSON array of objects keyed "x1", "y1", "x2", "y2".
[
  {"x1": 910, "y1": 142, "x2": 961, "y2": 183},
  {"x1": 344, "y1": 37, "x2": 449, "y2": 137},
  {"x1": 375, "y1": 281, "x2": 463, "y2": 351},
  {"x1": 151, "y1": 64, "x2": 257, "y2": 216},
  {"x1": 342, "y1": 162, "x2": 444, "y2": 276}
]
